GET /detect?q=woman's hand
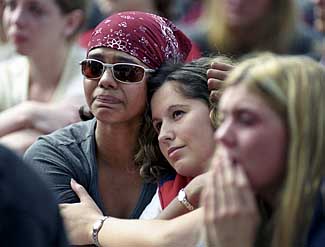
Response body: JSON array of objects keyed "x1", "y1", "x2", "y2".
[
  {"x1": 207, "y1": 61, "x2": 234, "y2": 103},
  {"x1": 185, "y1": 171, "x2": 212, "y2": 207},
  {"x1": 202, "y1": 155, "x2": 259, "y2": 247},
  {"x1": 60, "y1": 179, "x2": 104, "y2": 245}
]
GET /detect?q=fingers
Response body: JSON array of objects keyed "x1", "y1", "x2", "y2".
[
  {"x1": 210, "y1": 61, "x2": 234, "y2": 72},
  {"x1": 207, "y1": 62, "x2": 234, "y2": 93},
  {"x1": 70, "y1": 178, "x2": 92, "y2": 203},
  {"x1": 203, "y1": 171, "x2": 220, "y2": 246},
  {"x1": 235, "y1": 165, "x2": 259, "y2": 221}
]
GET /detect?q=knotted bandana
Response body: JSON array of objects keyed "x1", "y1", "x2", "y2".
[{"x1": 87, "y1": 11, "x2": 192, "y2": 69}]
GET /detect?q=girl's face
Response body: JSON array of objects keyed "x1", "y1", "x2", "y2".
[
  {"x1": 83, "y1": 48, "x2": 148, "y2": 126},
  {"x1": 223, "y1": 0, "x2": 271, "y2": 29},
  {"x1": 216, "y1": 84, "x2": 287, "y2": 194},
  {"x1": 151, "y1": 81, "x2": 215, "y2": 177},
  {"x1": 3, "y1": 0, "x2": 73, "y2": 56}
]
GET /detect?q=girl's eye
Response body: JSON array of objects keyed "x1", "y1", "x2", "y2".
[
  {"x1": 172, "y1": 110, "x2": 185, "y2": 120},
  {"x1": 153, "y1": 122, "x2": 162, "y2": 133}
]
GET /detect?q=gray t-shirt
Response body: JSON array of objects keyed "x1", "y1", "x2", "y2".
[{"x1": 24, "y1": 119, "x2": 156, "y2": 218}]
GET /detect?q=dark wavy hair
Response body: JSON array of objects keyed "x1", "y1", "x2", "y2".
[{"x1": 139, "y1": 56, "x2": 231, "y2": 182}]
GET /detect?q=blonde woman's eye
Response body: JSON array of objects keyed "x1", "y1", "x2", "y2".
[{"x1": 237, "y1": 111, "x2": 256, "y2": 126}]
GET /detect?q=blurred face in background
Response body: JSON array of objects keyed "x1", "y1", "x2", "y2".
[
  {"x1": 3, "y1": 0, "x2": 73, "y2": 56},
  {"x1": 223, "y1": 0, "x2": 272, "y2": 30},
  {"x1": 312, "y1": 0, "x2": 325, "y2": 32},
  {"x1": 95, "y1": 0, "x2": 155, "y2": 15}
]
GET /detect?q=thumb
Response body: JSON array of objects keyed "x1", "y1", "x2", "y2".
[{"x1": 70, "y1": 178, "x2": 92, "y2": 203}]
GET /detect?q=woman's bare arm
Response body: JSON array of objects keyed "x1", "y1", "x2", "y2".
[{"x1": 60, "y1": 179, "x2": 202, "y2": 247}]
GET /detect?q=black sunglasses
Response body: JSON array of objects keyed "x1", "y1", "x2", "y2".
[{"x1": 80, "y1": 58, "x2": 155, "y2": 84}]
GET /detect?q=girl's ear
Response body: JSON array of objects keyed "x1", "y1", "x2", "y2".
[{"x1": 63, "y1": 9, "x2": 84, "y2": 39}]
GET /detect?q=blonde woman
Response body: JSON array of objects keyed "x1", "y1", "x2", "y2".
[
  {"x1": 204, "y1": 54, "x2": 325, "y2": 247},
  {"x1": 188, "y1": 0, "x2": 314, "y2": 58}
]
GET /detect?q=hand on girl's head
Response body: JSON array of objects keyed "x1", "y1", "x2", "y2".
[{"x1": 207, "y1": 61, "x2": 234, "y2": 103}]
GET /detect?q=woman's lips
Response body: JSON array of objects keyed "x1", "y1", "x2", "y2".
[{"x1": 96, "y1": 95, "x2": 122, "y2": 104}]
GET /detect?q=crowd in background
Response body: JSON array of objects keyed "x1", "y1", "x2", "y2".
[{"x1": 0, "y1": 0, "x2": 325, "y2": 246}]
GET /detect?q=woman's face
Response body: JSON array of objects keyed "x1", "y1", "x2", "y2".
[
  {"x1": 151, "y1": 81, "x2": 215, "y2": 177},
  {"x1": 3, "y1": 0, "x2": 71, "y2": 55},
  {"x1": 223, "y1": 0, "x2": 271, "y2": 29},
  {"x1": 216, "y1": 84, "x2": 287, "y2": 194},
  {"x1": 84, "y1": 48, "x2": 148, "y2": 125}
]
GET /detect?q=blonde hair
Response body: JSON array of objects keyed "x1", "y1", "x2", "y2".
[
  {"x1": 224, "y1": 53, "x2": 325, "y2": 246},
  {"x1": 201, "y1": 0, "x2": 297, "y2": 56}
]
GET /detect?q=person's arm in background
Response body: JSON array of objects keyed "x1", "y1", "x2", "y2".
[
  {"x1": 0, "y1": 99, "x2": 81, "y2": 154},
  {"x1": 61, "y1": 179, "x2": 202, "y2": 247}
]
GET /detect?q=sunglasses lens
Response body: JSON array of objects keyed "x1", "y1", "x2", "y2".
[
  {"x1": 113, "y1": 64, "x2": 145, "y2": 83},
  {"x1": 81, "y1": 60, "x2": 103, "y2": 79}
]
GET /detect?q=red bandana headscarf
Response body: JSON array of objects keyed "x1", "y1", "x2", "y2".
[{"x1": 87, "y1": 11, "x2": 192, "y2": 69}]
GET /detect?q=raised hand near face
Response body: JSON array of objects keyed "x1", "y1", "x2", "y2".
[{"x1": 202, "y1": 153, "x2": 260, "y2": 247}]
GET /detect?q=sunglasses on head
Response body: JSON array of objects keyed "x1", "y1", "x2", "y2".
[{"x1": 80, "y1": 58, "x2": 155, "y2": 84}]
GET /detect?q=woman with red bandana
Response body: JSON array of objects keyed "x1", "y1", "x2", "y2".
[{"x1": 24, "y1": 11, "x2": 192, "y2": 223}]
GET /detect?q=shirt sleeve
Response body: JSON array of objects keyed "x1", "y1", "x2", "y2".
[{"x1": 24, "y1": 137, "x2": 81, "y2": 204}]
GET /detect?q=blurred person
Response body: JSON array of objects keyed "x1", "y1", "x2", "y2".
[
  {"x1": 0, "y1": 0, "x2": 14, "y2": 60},
  {"x1": 0, "y1": 144, "x2": 68, "y2": 246},
  {"x1": 24, "y1": 11, "x2": 192, "y2": 236},
  {"x1": 203, "y1": 54, "x2": 325, "y2": 247},
  {"x1": 186, "y1": 0, "x2": 314, "y2": 58},
  {"x1": 0, "y1": 0, "x2": 89, "y2": 154}
]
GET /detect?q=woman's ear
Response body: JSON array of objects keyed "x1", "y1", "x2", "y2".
[{"x1": 63, "y1": 9, "x2": 85, "y2": 39}]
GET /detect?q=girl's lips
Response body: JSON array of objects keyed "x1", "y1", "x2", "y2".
[{"x1": 167, "y1": 146, "x2": 185, "y2": 158}]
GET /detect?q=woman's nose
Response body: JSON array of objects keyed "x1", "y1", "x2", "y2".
[
  {"x1": 215, "y1": 119, "x2": 236, "y2": 147},
  {"x1": 98, "y1": 68, "x2": 119, "y2": 89},
  {"x1": 158, "y1": 122, "x2": 175, "y2": 144}
]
